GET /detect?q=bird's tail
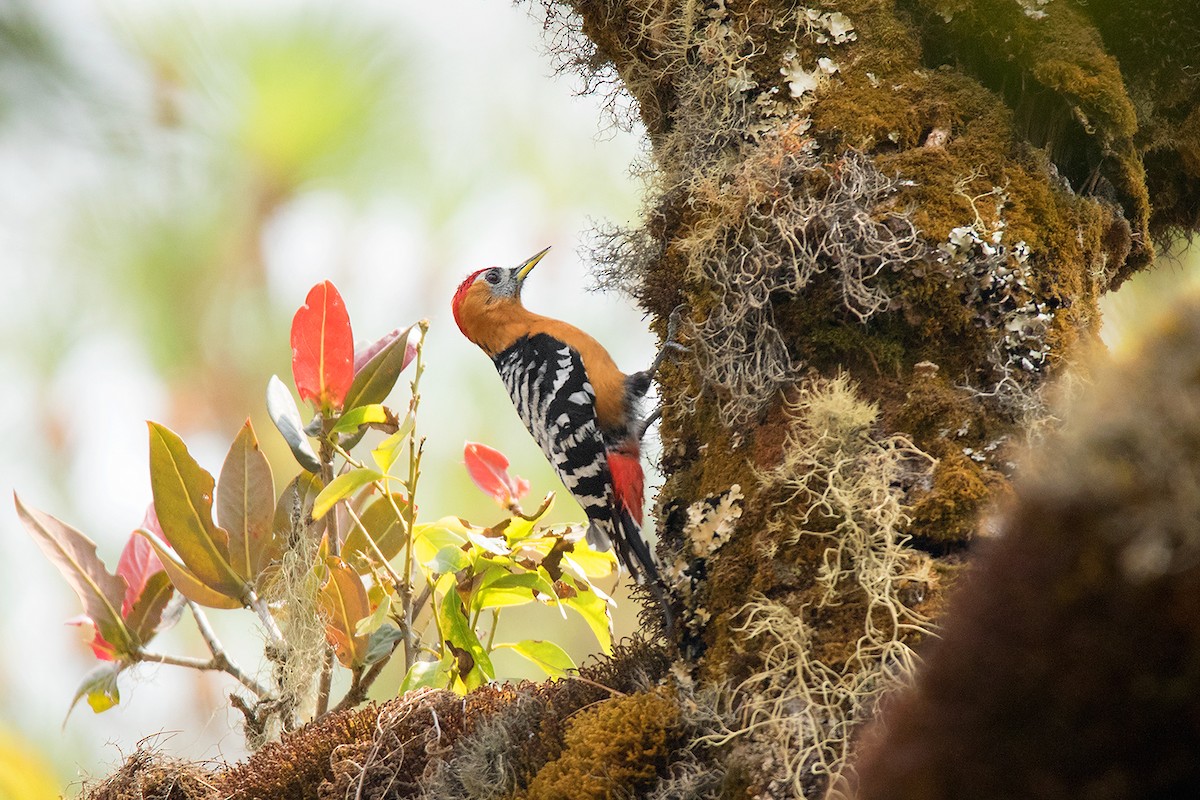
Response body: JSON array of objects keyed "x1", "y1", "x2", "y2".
[
  {"x1": 613, "y1": 507, "x2": 659, "y2": 586},
  {"x1": 583, "y1": 512, "x2": 656, "y2": 584}
]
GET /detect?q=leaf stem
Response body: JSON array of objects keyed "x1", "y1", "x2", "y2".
[
  {"x1": 401, "y1": 321, "x2": 429, "y2": 671},
  {"x1": 486, "y1": 608, "x2": 500, "y2": 651},
  {"x1": 340, "y1": 500, "x2": 406, "y2": 590}
]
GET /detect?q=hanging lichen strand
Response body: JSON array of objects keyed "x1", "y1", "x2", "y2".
[{"x1": 539, "y1": 0, "x2": 1195, "y2": 796}]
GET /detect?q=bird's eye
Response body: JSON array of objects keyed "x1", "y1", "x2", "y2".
[{"x1": 484, "y1": 269, "x2": 501, "y2": 285}]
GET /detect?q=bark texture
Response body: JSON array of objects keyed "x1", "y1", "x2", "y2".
[{"x1": 86, "y1": 1, "x2": 1200, "y2": 798}]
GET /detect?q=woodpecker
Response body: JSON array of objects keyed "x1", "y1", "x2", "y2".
[{"x1": 452, "y1": 247, "x2": 675, "y2": 593}]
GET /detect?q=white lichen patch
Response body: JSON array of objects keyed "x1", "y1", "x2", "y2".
[
  {"x1": 1018, "y1": 0, "x2": 1053, "y2": 20},
  {"x1": 942, "y1": 224, "x2": 1053, "y2": 376},
  {"x1": 781, "y1": 57, "x2": 821, "y2": 98},
  {"x1": 802, "y1": 8, "x2": 857, "y2": 44},
  {"x1": 817, "y1": 57, "x2": 840, "y2": 75},
  {"x1": 686, "y1": 484, "x2": 745, "y2": 557}
]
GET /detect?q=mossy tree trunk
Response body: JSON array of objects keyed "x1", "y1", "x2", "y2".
[
  {"x1": 88, "y1": 2, "x2": 1200, "y2": 799},
  {"x1": 542, "y1": 0, "x2": 1196, "y2": 795}
]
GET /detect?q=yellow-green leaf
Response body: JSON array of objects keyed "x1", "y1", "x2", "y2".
[
  {"x1": 330, "y1": 403, "x2": 388, "y2": 434},
  {"x1": 426, "y1": 544, "x2": 471, "y2": 576},
  {"x1": 413, "y1": 519, "x2": 469, "y2": 571},
  {"x1": 134, "y1": 529, "x2": 243, "y2": 609},
  {"x1": 562, "y1": 546, "x2": 618, "y2": 580},
  {"x1": 399, "y1": 656, "x2": 452, "y2": 694},
  {"x1": 495, "y1": 639, "x2": 575, "y2": 678},
  {"x1": 342, "y1": 493, "x2": 407, "y2": 571},
  {"x1": 370, "y1": 417, "x2": 413, "y2": 473},
  {"x1": 562, "y1": 578, "x2": 613, "y2": 653},
  {"x1": 147, "y1": 422, "x2": 243, "y2": 597},
  {"x1": 473, "y1": 570, "x2": 554, "y2": 612},
  {"x1": 436, "y1": 573, "x2": 493, "y2": 691},
  {"x1": 217, "y1": 419, "x2": 276, "y2": 581},
  {"x1": 312, "y1": 467, "x2": 382, "y2": 521},
  {"x1": 68, "y1": 663, "x2": 122, "y2": 718}
]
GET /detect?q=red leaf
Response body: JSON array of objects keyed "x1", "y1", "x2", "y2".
[
  {"x1": 66, "y1": 615, "x2": 118, "y2": 661},
  {"x1": 117, "y1": 506, "x2": 167, "y2": 617},
  {"x1": 291, "y1": 281, "x2": 355, "y2": 411},
  {"x1": 464, "y1": 442, "x2": 531, "y2": 507}
]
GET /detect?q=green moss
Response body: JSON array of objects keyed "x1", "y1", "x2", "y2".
[
  {"x1": 906, "y1": 0, "x2": 1152, "y2": 280},
  {"x1": 522, "y1": 689, "x2": 682, "y2": 800}
]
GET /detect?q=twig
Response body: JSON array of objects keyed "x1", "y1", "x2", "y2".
[
  {"x1": 329, "y1": 637, "x2": 400, "y2": 714},
  {"x1": 137, "y1": 649, "x2": 268, "y2": 698},
  {"x1": 183, "y1": 599, "x2": 271, "y2": 697},
  {"x1": 246, "y1": 589, "x2": 286, "y2": 644},
  {"x1": 315, "y1": 648, "x2": 334, "y2": 717}
]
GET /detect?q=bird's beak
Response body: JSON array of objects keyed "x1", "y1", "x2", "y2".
[{"x1": 515, "y1": 246, "x2": 551, "y2": 287}]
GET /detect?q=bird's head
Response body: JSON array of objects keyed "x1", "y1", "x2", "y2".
[{"x1": 452, "y1": 246, "x2": 550, "y2": 344}]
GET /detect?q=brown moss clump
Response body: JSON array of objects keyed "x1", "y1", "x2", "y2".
[
  {"x1": 849, "y1": 293, "x2": 1200, "y2": 799},
  {"x1": 522, "y1": 688, "x2": 683, "y2": 800},
  {"x1": 906, "y1": 451, "x2": 993, "y2": 543},
  {"x1": 86, "y1": 749, "x2": 219, "y2": 800},
  {"x1": 219, "y1": 701, "x2": 383, "y2": 800},
  {"x1": 319, "y1": 686, "x2": 518, "y2": 800}
]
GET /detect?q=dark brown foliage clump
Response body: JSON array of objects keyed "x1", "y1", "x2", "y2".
[{"x1": 851, "y1": 296, "x2": 1200, "y2": 799}]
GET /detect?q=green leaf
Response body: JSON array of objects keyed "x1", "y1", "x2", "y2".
[
  {"x1": 354, "y1": 590, "x2": 391, "y2": 637},
  {"x1": 319, "y1": 556, "x2": 372, "y2": 667},
  {"x1": 147, "y1": 422, "x2": 244, "y2": 599},
  {"x1": 342, "y1": 493, "x2": 407, "y2": 571},
  {"x1": 412, "y1": 519, "x2": 469, "y2": 570},
  {"x1": 370, "y1": 416, "x2": 414, "y2": 473},
  {"x1": 464, "y1": 529, "x2": 511, "y2": 556},
  {"x1": 266, "y1": 375, "x2": 322, "y2": 473},
  {"x1": 13, "y1": 494, "x2": 134, "y2": 656},
  {"x1": 562, "y1": 578, "x2": 613, "y2": 654},
  {"x1": 561, "y1": 546, "x2": 618, "y2": 581},
  {"x1": 344, "y1": 324, "x2": 416, "y2": 411},
  {"x1": 330, "y1": 403, "x2": 388, "y2": 435},
  {"x1": 473, "y1": 570, "x2": 554, "y2": 612},
  {"x1": 363, "y1": 623, "x2": 405, "y2": 665},
  {"x1": 312, "y1": 467, "x2": 382, "y2": 521},
  {"x1": 426, "y1": 544, "x2": 471, "y2": 576},
  {"x1": 217, "y1": 419, "x2": 276, "y2": 581},
  {"x1": 134, "y1": 529, "x2": 243, "y2": 609},
  {"x1": 495, "y1": 639, "x2": 575, "y2": 678},
  {"x1": 68, "y1": 663, "x2": 123, "y2": 718},
  {"x1": 436, "y1": 573, "x2": 494, "y2": 691},
  {"x1": 399, "y1": 656, "x2": 452, "y2": 694},
  {"x1": 122, "y1": 571, "x2": 175, "y2": 643}
]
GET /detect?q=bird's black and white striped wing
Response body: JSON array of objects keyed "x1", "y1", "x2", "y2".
[{"x1": 493, "y1": 333, "x2": 615, "y2": 536}]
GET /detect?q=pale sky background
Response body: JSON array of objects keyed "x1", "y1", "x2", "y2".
[{"x1": 0, "y1": 0, "x2": 1194, "y2": 793}]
